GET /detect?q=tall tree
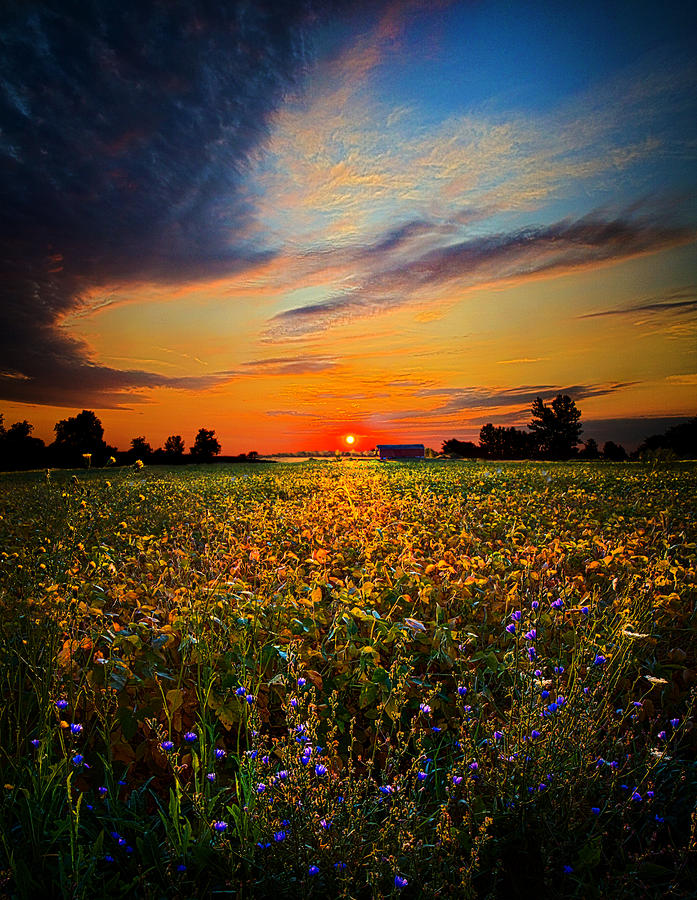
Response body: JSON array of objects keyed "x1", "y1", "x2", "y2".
[
  {"x1": 190, "y1": 428, "x2": 221, "y2": 462},
  {"x1": 130, "y1": 436, "x2": 153, "y2": 461},
  {"x1": 50, "y1": 410, "x2": 109, "y2": 466},
  {"x1": 528, "y1": 395, "x2": 582, "y2": 459},
  {"x1": 162, "y1": 434, "x2": 186, "y2": 462}
]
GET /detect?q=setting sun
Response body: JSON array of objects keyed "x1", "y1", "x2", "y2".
[{"x1": 345, "y1": 434, "x2": 355, "y2": 446}]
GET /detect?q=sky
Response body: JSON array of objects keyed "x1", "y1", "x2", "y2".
[{"x1": 1, "y1": 0, "x2": 695, "y2": 453}]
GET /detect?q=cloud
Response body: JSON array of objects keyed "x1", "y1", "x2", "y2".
[
  {"x1": 239, "y1": 355, "x2": 338, "y2": 375},
  {"x1": 0, "y1": 0, "x2": 356, "y2": 406},
  {"x1": 381, "y1": 381, "x2": 636, "y2": 423},
  {"x1": 577, "y1": 286, "x2": 697, "y2": 319},
  {"x1": 266, "y1": 214, "x2": 696, "y2": 337}
]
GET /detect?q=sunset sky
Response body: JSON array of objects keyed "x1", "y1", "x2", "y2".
[{"x1": 1, "y1": 0, "x2": 695, "y2": 453}]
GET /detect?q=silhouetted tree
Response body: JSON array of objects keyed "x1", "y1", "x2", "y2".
[
  {"x1": 129, "y1": 436, "x2": 153, "y2": 462},
  {"x1": 479, "y1": 424, "x2": 536, "y2": 459},
  {"x1": 190, "y1": 428, "x2": 221, "y2": 462},
  {"x1": 528, "y1": 395, "x2": 582, "y2": 459},
  {"x1": 162, "y1": 434, "x2": 186, "y2": 462},
  {"x1": 636, "y1": 416, "x2": 696, "y2": 459},
  {"x1": 603, "y1": 441, "x2": 628, "y2": 461},
  {"x1": 578, "y1": 438, "x2": 600, "y2": 459},
  {"x1": 442, "y1": 439, "x2": 483, "y2": 458},
  {"x1": 0, "y1": 418, "x2": 45, "y2": 470},
  {"x1": 50, "y1": 410, "x2": 110, "y2": 467}
]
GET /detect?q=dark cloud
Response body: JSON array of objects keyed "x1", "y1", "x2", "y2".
[
  {"x1": 0, "y1": 0, "x2": 338, "y2": 406},
  {"x1": 266, "y1": 214, "x2": 696, "y2": 337},
  {"x1": 577, "y1": 286, "x2": 697, "y2": 318}
]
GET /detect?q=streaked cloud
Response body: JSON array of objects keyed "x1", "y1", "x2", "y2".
[
  {"x1": 266, "y1": 215, "x2": 695, "y2": 338},
  {"x1": 578, "y1": 286, "x2": 697, "y2": 319}
]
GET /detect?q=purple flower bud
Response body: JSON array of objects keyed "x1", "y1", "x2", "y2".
[
  {"x1": 452, "y1": 775, "x2": 463, "y2": 785},
  {"x1": 581, "y1": 606, "x2": 589, "y2": 615},
  {"x1": 70, "y1": 723, "x2": 83, "y2": 735},
  {"x1": 531, "y1": 600, "x2": 539, "y2": 610},
  {"x1": 297, "y1": 677, "x2": 306, "y2": 687},
  {"x1": 274, "y1": 831, "x2": 287, "y2": 842},
  {"x1": 591, "y1": 807, "x2": 600, "y2": 815},
  {"x1": 206, "y1": 773, "x2": 216, "y2": 782},
  {"x1": 56, "y1": 700, "x2": 68, "y2": 710},
  {"x1": 417, "y1": 771, "x2": 427, "y2": 781},
  {"x1": 71, "y1": 754, "x2": 84, "y2": 766},
  {"x1": 531, "y1": 730, "x2": 541, "y2": 740},
  {"x1": 235, "y1": 686, "x2": 245, "y2": 696},
  {"x1": 290, "y1": 698, "x2": 298, "y2": 708},
  {"x1": 593, "y1": 654, "x2": 606, "y2": 666},
  {"x1": 506, "y1": 623, "x2": 516, "y2": 634},
  {"x1": 212, "y1": 820, "x2": 228, "y2": 833},
  {"x1": 658, "y1": 730, "x2": 667, "y2": 740},
  {"x1": 246, "y1": 694, "x2": 254, "y2": 705},
  {"x1": 395, "y1": 875, "x2": 408, "y2": 889},
  {"x1": 215, "y1": 748, "x2": 226, "y2": 759},
  {"x1": 314, "y1": 764, "x2": 327, "y2": 777},
  {"x1": 670, "y1": 718, "x2": 679, "y2": 727},
  {"x1": 419, "y1": 703, "x2": 431, "y2": 714},
  {"x1": 31, "y1": 738, "x2": 40, "y2": 748},
  {"x1": 457, "y1": 685, "x2": 467, "y2": 697},
  {"x1": 256, "y1": 783, "x2": 266, "y2": 793},
  {"x1": 551, "y1": 599, "x2": 564, "y2": 610},
  {"x1": 184, "y1": 732, "x2": 197, "y2": 743},
  {"x1": 160, "y1": 740, "x2": 175, "y2": 751},
  {"x1": 309, "y1": 865, "x2": 319, "y2": 876},
  {"x1": 493, "y1": 730, "x2": 503, "y2": 741}
]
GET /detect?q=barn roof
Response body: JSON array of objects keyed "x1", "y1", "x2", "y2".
[{"x1": 375, "y1": 444, "x2": 424, "y2": 449}]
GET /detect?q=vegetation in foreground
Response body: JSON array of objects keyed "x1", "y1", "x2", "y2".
[{"x1": 0, "y1": 460, "x2": 695, "y2": 899}]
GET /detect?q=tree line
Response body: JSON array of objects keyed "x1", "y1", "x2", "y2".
[
  {"x1": 0, "y1": 410, "x2": 252, "y2": 471},
  {"x1": 442, "y1": 395, "x2": 696, "y2": 461}
]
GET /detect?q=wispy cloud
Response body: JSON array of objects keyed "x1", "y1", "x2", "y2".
[
  {"x1": 577, "y1": 286, "x2": 697, "y2": 319},
  {"x1": 239, "y1": 355, "x2": 338, "y2": 375},
  {"x1": 381, "y1": 381, "x2": 636, "y2": 424},
  {"x1": 266, "y1": 215, "x2": 695, "y2": 338}
]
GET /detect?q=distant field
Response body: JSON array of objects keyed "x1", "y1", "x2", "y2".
[{"x1": 0, "y1": 460, "x2": 695, "y2": 898}]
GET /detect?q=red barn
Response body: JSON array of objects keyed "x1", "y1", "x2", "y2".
[{"x1": 376, "y1": 444, "x2": 425, "y2": 460}]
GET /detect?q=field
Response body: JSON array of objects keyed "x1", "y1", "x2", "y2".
[{"x1": 0, "y1": 460, "x2": 695, "y2": 899}]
